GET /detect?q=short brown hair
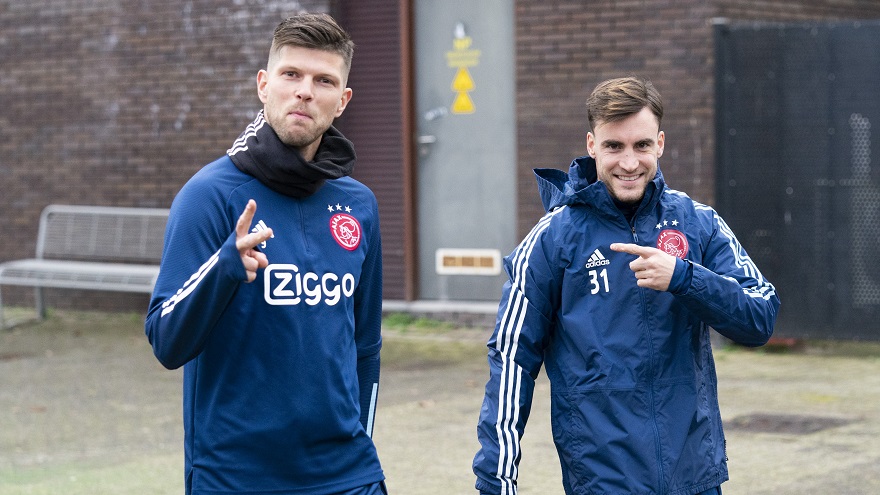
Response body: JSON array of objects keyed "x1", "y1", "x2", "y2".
[
  {"x1": 586, "y1": 76, "x2": 663, "y2": 130},
  {"x1": 268, "y1": 13, "x2": 355, "y2": 76}
]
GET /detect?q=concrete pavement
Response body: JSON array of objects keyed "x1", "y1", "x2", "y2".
[{"x1": 2, "y1": 311, "x2": 879, "y2": 494}]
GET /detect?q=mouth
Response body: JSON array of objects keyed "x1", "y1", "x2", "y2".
[
  {"x1": 288, "y1": 109, "x2": 312, "y2": 121},
  {"x1": 615, "y1": 174, "x2": 643, "y2": 183}
]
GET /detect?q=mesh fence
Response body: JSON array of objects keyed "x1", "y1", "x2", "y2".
[{"x1": 715, "y1": 20, "x2": 880, "y2": 339}]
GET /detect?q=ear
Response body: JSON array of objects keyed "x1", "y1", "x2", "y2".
[
  {"x1": 657, "y1": 130, "x2": 665, "y2": 158},
  {"x1": 334, "y1": 87, "x2": 353, "y2": 118},
  {"x1": 256, "y1": 70, "x2": 269, "y2": 104},
  {"x1": 586, "y1": 132, "x2": 596, "y2": 157}
]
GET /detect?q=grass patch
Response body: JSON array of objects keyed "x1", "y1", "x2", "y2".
[
  {"x1": 801, "y1": 339, "x2": 880, "y2": 358},
  {"x1": 0, "y1": 454, "x2": 180, "y2": 495},
  {"x1": 382, "y1": 312, "x2": 455, "y2": 334},
  {"x1": 380, "y1": 313, "x2": 487, "y2": 370},
  {"x1": 381, "y1": 336, "x2": 486, "y2": 371},
  {"x1": 714, "y1": 336, "x2": 880, "y2": 359}
]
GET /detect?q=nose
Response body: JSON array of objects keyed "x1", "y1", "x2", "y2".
[
  {"x1": 294, "y1": 79, "x2": 314, "y2": 101},
  {"x1": 619, "y1": 150, "x2": 638, "y2": 171}
]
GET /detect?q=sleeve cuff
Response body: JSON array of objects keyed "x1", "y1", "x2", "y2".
[{"x1": 668, "y1": 257, "x2": 693, "y2": 294}]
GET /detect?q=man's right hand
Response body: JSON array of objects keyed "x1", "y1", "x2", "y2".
[{"x1": 235, "y1": 199, "x2": 272, "y2": 283}]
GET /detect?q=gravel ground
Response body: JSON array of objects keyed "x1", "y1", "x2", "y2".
[{"x1": 2, "y1": 310, "x2": 880, "y2": 494}]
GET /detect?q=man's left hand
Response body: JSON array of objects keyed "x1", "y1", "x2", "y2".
[{"x1": 610, "y1": 243, "x2": 676, "y2": 291}]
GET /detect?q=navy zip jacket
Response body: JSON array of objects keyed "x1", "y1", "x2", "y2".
[
  {"x1": 145, "y1": 156, "x2": 384, "y2": 494},
  {"x1": 474, "y1": 156, "x2": 779, "y2": 495}
]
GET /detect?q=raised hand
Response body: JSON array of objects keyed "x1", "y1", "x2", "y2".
[{"x1": 235, "y1": 200, "x2": 272, "y2": 283}]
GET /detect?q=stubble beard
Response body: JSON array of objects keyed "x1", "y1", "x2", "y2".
[
  {"x1": 599, "y1": 169, "x2": 647, "y2": 206},
  {"x1": 266, "y1": 107, "x2": 326, "y2": 150},
  {"x1": 609, "y1": 187, "x2": 645, "y2": 206},
  {"x1": 275, "y1": 125, "x2": 322, "y2": 149}
]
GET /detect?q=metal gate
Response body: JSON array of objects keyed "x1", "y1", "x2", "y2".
[{"x1": 715, "y1": 20, "x2": 880, "y2": 340}]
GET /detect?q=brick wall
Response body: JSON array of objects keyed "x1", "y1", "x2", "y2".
[
  {"x1": 514, "y1": 0, "x2": 880, "y2": 237},
  {"x1": 3, "y1": 0, "x2": 880, "y2": 312},
  {"x1": 0, "y1": 0, "x2": 331, "y2": 310}
]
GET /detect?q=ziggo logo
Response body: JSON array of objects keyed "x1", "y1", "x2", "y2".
[{"x1": 263, "y1": 264, "x2": 356, "y2": 306}]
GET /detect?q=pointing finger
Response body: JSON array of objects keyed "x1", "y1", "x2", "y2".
[
  {"x1": 610, "y1": 243, "x2": 658, "y2": 257},
  {"x1": 236, "y1": 200, "x2": 257, "y2": 240}
]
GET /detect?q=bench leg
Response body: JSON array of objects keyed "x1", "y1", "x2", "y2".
[
  {"x1": 35, "y1": 287, "x2": 46, "y2": 320},
  {"x1": 0, "y1": 286, "x2": 6, "y2": 330},
  {"x1": 0, "y1": 286, "x2": 47, "y2": 330}
]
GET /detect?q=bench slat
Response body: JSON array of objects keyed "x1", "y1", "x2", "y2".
[
  {"x1": 0, "y1": 259, "x2": 159, "y2": 293},
  {"x1": 39, "y1": 206, "x2": 168, "y2": 263}
]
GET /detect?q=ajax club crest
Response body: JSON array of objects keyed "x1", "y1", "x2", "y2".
[
  {"x1": 330, "y1": 213, "x2": 362, "y2": 251},
  {"x1": 657, "y1": 229, "x2": 688, "y2": 259}
]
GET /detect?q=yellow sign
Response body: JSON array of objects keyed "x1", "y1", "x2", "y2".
[
  {"x1": 452, "y1": 92, "x2": 475, "y2": 114},
  {"x1": 451, "y1": 68, "x2": 474, "y2": 92},
  {"x1": 445, "y1": 33, "x2": 480, "y2": 115}
]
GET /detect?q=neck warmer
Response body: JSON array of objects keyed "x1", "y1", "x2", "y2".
[
  {"x1": 227, "y1": 111, "x2": 356, "y2": 198},
  {"x1": 612, "y1": 197, "x2": 640, "y2": 222}
]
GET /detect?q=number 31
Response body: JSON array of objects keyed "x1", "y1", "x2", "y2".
[{"x1": 589, "y1": 268, "x2": 609, "y2": 294}]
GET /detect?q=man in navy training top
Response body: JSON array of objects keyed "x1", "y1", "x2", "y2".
[
  {"x1": 473, "y1": 76, "x2": 780, "y2": 495},
  {"x1": 145, "y1": 12, "x2": 387, "y2": 495}
]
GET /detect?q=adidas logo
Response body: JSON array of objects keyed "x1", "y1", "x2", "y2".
[
  {"x1": 251, "y1": 219, "x2": 274, "y2": 249},
  {"x1": 585, "y1": 248, "x2": 611, "y2": 269}
]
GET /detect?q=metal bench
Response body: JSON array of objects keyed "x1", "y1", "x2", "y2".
[{"x1": 0, "y1": 204, "x2": 169, "y2": 329}]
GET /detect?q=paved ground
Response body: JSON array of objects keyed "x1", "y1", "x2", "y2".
[{"x1": 2, "y1": 310, "x2": 880, "y2": 494}]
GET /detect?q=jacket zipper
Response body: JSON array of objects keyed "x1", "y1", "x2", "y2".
[
  {"x1": 631, "y1": 218, "x2": 665, "y2": 493},
  {"x1": 297, "y1": 202, "x2": 310, "y2": 253}
]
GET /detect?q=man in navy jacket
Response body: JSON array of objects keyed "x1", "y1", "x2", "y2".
[
  {"x1": 146, "y1": 13, "x2": 386, "y2": 495},
  {"x1": 473, "y1": 76, "x2": 779, "y2": 495}
]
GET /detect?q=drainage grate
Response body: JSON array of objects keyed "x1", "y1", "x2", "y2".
[{"x1": 725, "y1": 413, "x2": 855, "y2": 435}]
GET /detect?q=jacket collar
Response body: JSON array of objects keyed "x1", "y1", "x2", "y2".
[{"x1": 534, "y1": 155, "x2": 666, "y2": 219}]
